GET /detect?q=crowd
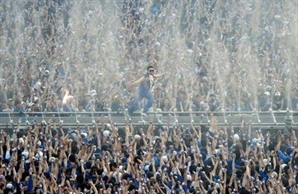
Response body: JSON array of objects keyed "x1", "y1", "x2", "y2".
[
  {"x1": 0, "y1": 116, "x2": 298, "y2": 194},
  {"x1": 0, "y1": 0, "x2": 298, "y2": 115},
  {"x1": 0, "y1": 0, "x2": 298, "y2": 193}
]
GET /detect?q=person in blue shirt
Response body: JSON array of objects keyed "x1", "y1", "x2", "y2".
[{"x1": 128, "y1": 66, "x2": 163, "y2": 116}]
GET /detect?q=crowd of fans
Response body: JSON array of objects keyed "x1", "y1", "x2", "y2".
[
  {"x1": 0, "y1": 0, "x2": 297, "y2": 115},
  {"x1": 0, "y1": 116, "x2": 298, "y2": 194},
  {"x1": 0, "y1": 0, "x2": 298, "y2": 193}
]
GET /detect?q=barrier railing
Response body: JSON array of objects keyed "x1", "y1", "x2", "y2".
[
  {"x1": 1, "y1": 110, "x2": 297, "y2": 116},
  {"x1": 0, "y1": 110, "x2": 296, "y2": 128}
]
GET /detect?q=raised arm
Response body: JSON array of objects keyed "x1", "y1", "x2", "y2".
[{"x1": 153, "y1": 73, "x2": 164, "y2": 78}]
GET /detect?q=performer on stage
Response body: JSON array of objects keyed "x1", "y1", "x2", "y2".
[{"x1": 128, "y1": 66, "x2": 163, "y2": 116}]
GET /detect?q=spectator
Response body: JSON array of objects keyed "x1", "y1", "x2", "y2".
[
  {"x1": 176, "y1": 91, "x2": 188, "y2": 112},
  {"x1": 272, "y1": 91, "x2": 285, "y2": 111},
  {"x1": 62, "y1": 88, "x2": 75, "y2": 112},
  {"x1": 1, "y1": 103, "x2": 11, "y2": 113},
  {"x1": 207, "y1": 93, "x2": 219, "y2": 112},
  {"x1": 13, "y1": 101, "x2": 25, "y2": 113},
  {"x1": 111, "y1": 96, "x2": 125, "y2": 114},
  {"x1": 160, "y1": 98, "x2": 174, "y2": 112},
  {"x1": 44, "y1": 101, "x2": 58, "y2": 112}
]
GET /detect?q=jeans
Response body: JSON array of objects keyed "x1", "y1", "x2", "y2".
[{"x1": 128, "y1": 88, "x2": 154, "y2": 115}]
